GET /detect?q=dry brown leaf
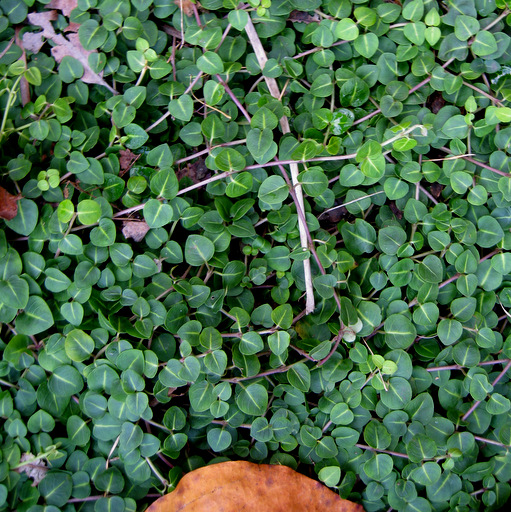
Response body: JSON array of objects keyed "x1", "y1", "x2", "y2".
[
  {"x1": 288, "y1": 10, "x2": 321, "y2": 23},
  {"x1": 119, "y1": 149, "x2": 140, "y2": 175},
  {"x1": 147, "y1": 461, "x2": 365, "y2": 512},
  {"x1": 174, "y1": 0, "x2": 196, "y2": 17},
  {"x1": 63, "y1": 22, "x2": 81, "y2": 33},
  {"x1": 14, "y1": 453, "x2": 48, "y2": 486},
  {"x1": 0, "y1": 186, "x2": 20, "y2": 221},
  {"x1": 176, "y1": 158, "x2": 210, "y2": 184},
  {"x1": 122, "y1": 221, "x2": 150, "y2": 242},
  {"x1": 46, "y1": 0, "x2": 78, "y2": 17},
  {"x1": 21, "y1": 31, "x2": 45, "y2": 53},
  {"x1": 27, "y1": 11, "x2": 117, "y2": 95}
]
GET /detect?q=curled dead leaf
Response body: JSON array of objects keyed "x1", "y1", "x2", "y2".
[
  {"x1": 14, "y1": 453, "x2": 48, "y2": 486},
  {"x1": 0, "y1": 186, "x2": 20, "y2": 221},
  {"x1": 122, "y1": 221, "x2": 150, "y2": 242},
  {"x1": 119, "y1": 149, "x2": 140, "y2": 175},
  {"x1": 147, "y1": 461, "x2": 364, "y2": 512},
  {"x1": 27, "y1": 11, "x2": 117, "y2": 95}
]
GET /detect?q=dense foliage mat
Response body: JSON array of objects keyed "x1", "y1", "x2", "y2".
[{"x1": 2, "y1": 0, "x2": 511, "y2": 511}]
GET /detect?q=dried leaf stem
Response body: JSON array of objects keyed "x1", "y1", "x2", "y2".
[{"x1": 244, "y1": 17, "x2": 315, "y2": 315}]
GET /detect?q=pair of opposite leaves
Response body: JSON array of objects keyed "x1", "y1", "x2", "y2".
[{"x1": 147, "y1": 461, "x2": 364, "y2": 512}]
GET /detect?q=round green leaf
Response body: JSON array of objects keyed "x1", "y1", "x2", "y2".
[
  {"x1": 65, "y1": 329, "x2": 94, "y2": 362},
  {"x1": 15, "y1": 296, "x2": 54, "y2": 335},
  {"x1": 185, "y1": 235, "x2": 215, "y2": 266},
  {"x1": 236, "y1": 383, "x2": 268, "y2": 416},
  {"x1": 197, "y1": 51, "x2": 224, "y2": 74},
  {"x1": 5, "y1": 198, "x2": 38, "y2": 236}
]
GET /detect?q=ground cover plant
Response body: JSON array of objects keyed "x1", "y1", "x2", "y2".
[{"x1": 2, "y1": 0, "x2": 511, "y2": 510}]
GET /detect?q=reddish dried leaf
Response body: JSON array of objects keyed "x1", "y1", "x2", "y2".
[
  {"x1": 147, "y1": 461, "x2": 364, "y2": 512},
  {"x1": 289, "y1": 10, "x2": 321, "y2": 23},
  {"x1": 46, "y1": 0, "x2": 78, "y2": 17},
  {"x1": 122, "y1": 221, "x2": 150, "y2": 242},
  {"x1": 119, "y1": 149, "x2": 140, "y2": 175},
  {"x1": 174, "y1": 0, "x2": 196, "y2": 17},
  {"x1": 0, "y1": 186, "x2": 20, "y2": 221},
  {"x1": 176, "y1": 158, "x2": 210, "y2": 184},
  {"x1": 63, "y1": 22, "x2": 81, "y2": 33}
]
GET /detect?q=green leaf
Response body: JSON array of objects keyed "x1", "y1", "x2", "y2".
[
  {"x1": 228, "y1": 9, "x2": 249, "y2": 31},
  {"x1": 427, "y1": 471, "x2": 462, "y2": 503},
  {"x1": 380, "y1": 377, "x2": 412, "y2": 409},
  {"x1": 169, "y1": 94, "x2": 194, "y2": 122},
  {"x1": 318, "y1": 466, "x2": 341, "y2": 487},
  {"x1": 65, "y1": 329, "x2": 95, "y2": 362},
  {"x1": 77, "y1": 199, "x2": 102, "y2": 225},
  {"x1": 341, "y1": 219, "x2": 376, "y2": 255},
  {"x1": 15, "y1": 296, "x2": 54, "y2": 335},
  {"x1": 0, "y1": 276, "x2": 29, "y2": 309},
  {"x1": 236, "y1": 383, "x2": 268, "y2": 416},
  {"x1": 215, "y1": 148, "x2": 246, "y2": 171},
  {"x1": 363, "y1": 453, "x2": 394, "y2": 481},
  {"x1": 378, "y1": 226, "x2": 407, "y2": 256},
  {"x1": 335, "y1": 19, "x2": 359, "y2": 41},
  {"x1": 150, "y1": 169, "x2": 178, "y2": 199},
  {"x1": 407, "y1": 434, "x2": 437, "y2": 463},
  {"x1": 247, "y1": 128, "x2": 277, "y2": 164},
  {"x1": 197, "y1": 51, "x2": 224, "y2": 74},
  {"x1": 90, "y1": 218, "x2": 116, "y2": 247},
  {"x1": 207, "y1": 428, "x2": 232, "y2": 452},
  {"x1": 263, "y1": 58, "x2": 282, "y2": 78},
  {"x1": 385, "y1": 314, "x2": 416, "y2": 350},
  {"x1": 258, "y1": 175, "x2": 289, "y2": 205},
  {"x1": 298, "y1": 168, "x2": 328, "y2": 197},
  {"x1": 310, "y1": 75, "x2": 334, "y2": 97},
  {"x1": 477, "y1": 216, "x2": 504, "y2": 248},
  {"x1": 442, "y1": 115, "x2": 469, "y2": 139},
  {"x1": 49, "y1": 364, "x2": 84, "y2": 397},
  {"x1": 313, "y1": 274, "x2": 337, "y2": 299},
  {"x1": 124, "y1": 123, "x2": 149, "y2": 149},
  {"x1": 410, "y1": 462, "x2": 442, "y2": 486},
  {"x1": 271, "y1": 304, "x2": 293, "y2": 329},
  {"x1": 67, "y1": 415, "x2": 91, "y2": 446},
  {"x1": 5, "y1": 198, "x2": 38, "y2": 235},
  {"x1": 268, "y1": 331, "x2": 290, "y2": 356},
  {"x1": 226, "y1": 172, "x2": 253, "y2": 197},
  {"x1": 144, "y1": 199, "x2": 174, "y2": 228},
  {"x1": 240, "y1": 331, "x2": 264, "y2": 355},
  {"x1": 288, "y1": 362, "x2": 311, "y2": 392},
  {"x1": 79, "y1": 19, "x2": 108, "y2": 50},
  {"x1": 251, "y1": 107, "x2": 279, "y2": 130},
  {"x1": 454, "y1": 15, "x2": 479, "y2": 41},
  {"x1": 340, "y1": 78, "x2": 370, "y2": 107},
  {"x1": 472, "y1": 31, "x2": 498, "y2": 57},
  {"x1": 185, "y1": 235, "x2": 215, "y2": 266},
  {"x1": 354, "y1": 33, "x2": 378, "y2": 58},
  {"x1": 39, "y1": 473, "x2": 73, "y2": 507}
]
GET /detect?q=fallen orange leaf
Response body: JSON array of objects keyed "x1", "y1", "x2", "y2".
[{"x1": 147, "y1": 461, "x2": 364, "y2": 512}]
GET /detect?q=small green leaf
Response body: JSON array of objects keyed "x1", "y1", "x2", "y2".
[
  {"x1": 197, "y1": 51, "x2": 224, "y2": 74},
  {"x1": 169, "y1": 94, "x2": 194, "y2": 122},
  {"x1": 185, "y1": 235, "x2": 215, "y2": 266}
]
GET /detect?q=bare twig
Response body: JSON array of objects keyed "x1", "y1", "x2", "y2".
[{"x1": 244, "y1": 17, "x2": 315, "y2": 314}]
